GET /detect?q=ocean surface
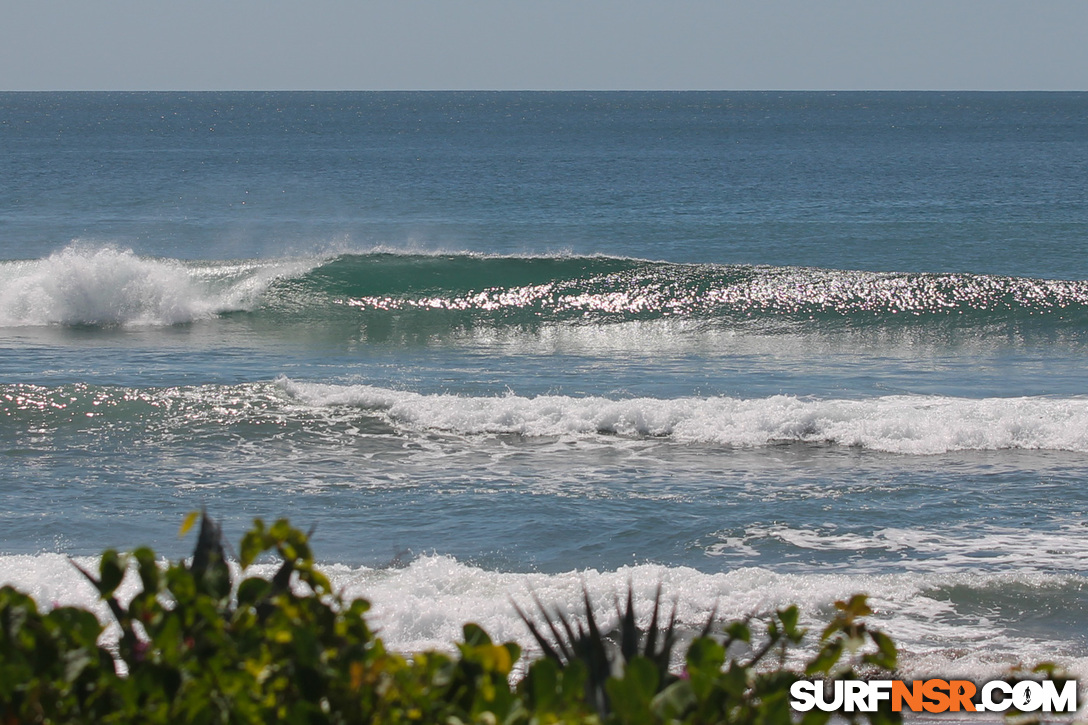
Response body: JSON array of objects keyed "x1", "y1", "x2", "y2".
[{"x1": 2, "y1": 91, "x2": 1088, "y2": 677}]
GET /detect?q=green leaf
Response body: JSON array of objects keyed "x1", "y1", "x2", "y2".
[
  {"x1": 0, "y1": 517, "x2": 918, "y2": 724},
  {"x1": 133, "y1": 546, "x2": 160, "y2": 594},
  {"x1": 863, "y1": 630, "x2": 898, "y2": 670},
  {"x1": 685, "y1": 636, "x2": 726, "y2": 701},
  {"x1": 606, "y1": 657, "x2": 659, "y2": 725},
  {"x1": 836, "y1": 594, "x2": 872, "y2": 618},
  {"x1": 269, "y1": 518, "x2": 292, "y2": 543},
  {"x1": 462, "y1": 622, "x2": 492, "y2": 647},
  {"x1": 651, "y1": 679, "x2": 696, "y2": 720},
  {"x1": 522, "y1": 657, "x2": 559, "y2": 712},
  {"x1": 779, "y1": 604, "x2": 806, "y2": 641},
  {"x1": 724, "y1": 620, "x2": 751, "y2": 643},
  {"x1": 237, "y1": 576, "x2": 271, "y2": 606},
  {"x1": 240, "y1": 519, "x2": 267, "y2": 569},
  {"x1": 98, "y1": 549, "x2": 126, "y2": 597},
  {"x1": 805, "y1": 640, "x2": 844, "y2": 675},
  {"x1": 504, "y1": 641, "x2": 521, "y2": 668},
  {"x1": 1032, "y1": 661, "x2": 1060, "y2": 676},
  {"x1": 178, "y1": 510, "x2": 201, "y2": 538}
]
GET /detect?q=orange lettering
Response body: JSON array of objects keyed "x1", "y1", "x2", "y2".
[
  {"x1": 892, "y1": 680, "x2": 924, "y2": 712},
  {"x1": 922, "y1": 679, "x2": 950, "y2": 713},
  {"x1": 949, "y1": 680, "x2": 977, "y2": 712}
]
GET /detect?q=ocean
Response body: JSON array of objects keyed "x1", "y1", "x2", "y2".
[{"x1": 2, "y1": 91, "x2": 1087, "y2": 677}]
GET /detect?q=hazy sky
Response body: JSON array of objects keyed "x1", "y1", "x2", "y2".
[{"x1": 2, "y1": 0, "x2": 1086, "y2": 91}]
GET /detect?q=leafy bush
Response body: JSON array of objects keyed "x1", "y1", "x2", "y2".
[{"x1": 1, "y1": 514, "x2": 903, "y2": 724}]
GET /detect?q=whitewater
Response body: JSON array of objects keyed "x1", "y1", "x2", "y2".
[{"x1": 2, "y1": 91, "x2": 1088, "y2": 681}]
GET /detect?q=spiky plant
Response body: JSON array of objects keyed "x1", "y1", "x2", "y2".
[{"x1": 514, "y1": 583, "x2": 702, "y2": 717}]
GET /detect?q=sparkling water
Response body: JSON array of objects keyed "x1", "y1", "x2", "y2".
[{"x1": 2, "y1": 91, "x2": 1088, "y2": 676}]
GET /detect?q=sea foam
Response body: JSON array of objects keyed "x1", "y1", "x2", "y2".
[
  {"x1": 0, "y1": 245, "x2": 313, "y2": 327},
  {"x1": 280, "y1": 379, "x2": 1088, "y2": 455},
  {"x1": 0, "y1": 552, "x2": 1082, "y2": 680}
]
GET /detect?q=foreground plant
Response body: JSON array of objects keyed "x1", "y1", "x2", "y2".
[
  {"x1": 516, "y1": 584, "x2": 900, "y2": 725},
  {"x1": 0, "y1": 513, "x2": 906, "y2": 724}
]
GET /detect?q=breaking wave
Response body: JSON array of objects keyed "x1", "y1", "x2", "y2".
[
  {"x1": 1, "y1": 551, "x2": 1083, "y2": 680},
  {"x1": 0, "y1": 245, "x2": 317, "y2": 327},
  {"x1": 5, "y1": 245, "x2": 1088, "y2": 330},
  {"x1": 6, "y1": 378, "x2": 1088, "y2": 455},
  {"x1": 280, "y1": 379, "x2": 1088, "y2": 454},
  {"x1": 7, "y1": 376, "x2": 1088, "y2": 455}
]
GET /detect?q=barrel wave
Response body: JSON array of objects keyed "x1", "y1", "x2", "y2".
[{"x1": 266, "y1": 253, "x2": 1088, "y2": 329}]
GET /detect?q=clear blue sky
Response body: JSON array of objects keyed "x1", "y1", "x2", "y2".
[{"x1": 2, "y1": 0, "x2": 1086, "y2": 91}]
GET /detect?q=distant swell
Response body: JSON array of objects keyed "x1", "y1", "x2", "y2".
[{"x1": 281, "y1": 379, "x2": 1088, "y2": 455}]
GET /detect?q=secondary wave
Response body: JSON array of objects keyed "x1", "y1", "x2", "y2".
[
  {"x1": 8, "y1": 379, "x2": 1088, "y2": 455},
  {"x1": 283, "y1": 379, "x2": 1088, "y2": 454}
]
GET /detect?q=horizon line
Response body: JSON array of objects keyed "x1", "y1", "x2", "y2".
[{"x1": 3, "y1": 88, "x2": 1087, "y2": 94}]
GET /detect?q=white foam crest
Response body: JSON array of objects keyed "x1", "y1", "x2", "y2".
[
  {"x1": 336, "y1": 244, "x2": 627, "y2": 262},
  {"x1": 0, "y1": 245, "x2": 314, "y2": 327},
  {"x1": 2, "y1": 552, "x2": 1080, "y2": 679},
  {"x1": 332, "y1": 558, "x2": 1087, "y2": 679},
  {"x1": 279, "y1": 379, "x2": 1088, "y2": 455},
  {"x1": 719, "y1": 524, "x2": 1088, "y2": 574}
]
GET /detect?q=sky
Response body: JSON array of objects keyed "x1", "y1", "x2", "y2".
[{"x1": 2, "y1": 0, "x2": 1087, "y2": 91}]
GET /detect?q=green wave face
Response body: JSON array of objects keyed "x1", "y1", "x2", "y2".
[
  {"x1": 292, "y1": 253, "x2": 647, "y2": 297},
  {"x1": 256, "y1": 253, "x2": 1088, "y2": 331}
]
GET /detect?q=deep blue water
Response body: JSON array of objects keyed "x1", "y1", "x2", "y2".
[{"x1": 2, "y1": 91, "x2": 1088, "y2": 674}]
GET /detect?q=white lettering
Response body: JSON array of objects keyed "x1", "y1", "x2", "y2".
[
  {"x1": 867, "y1": 680, "x2": 893, "y2": 711},
  {"x1": 790, "y1": 681, "x2": 817, "y2": 712},
  {"x1": 843, "y1": 680, "x2": 868, "y2": 712},
  {"x1": 1041, "y1": 680, "x2": 1077, "y2": 713},
  {"x1": 815, "y1": 680, "x2": 844, "y2": 712},
  {"x1": 788, "y1": 677, "x2": 1076, "y2": 715},
  {"x1": 1013, "y1": 681, "x2": 1043, "y2": 711},
  {"x1": 980, "y1": 681, "x2": 1012, "y2": 712}
]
